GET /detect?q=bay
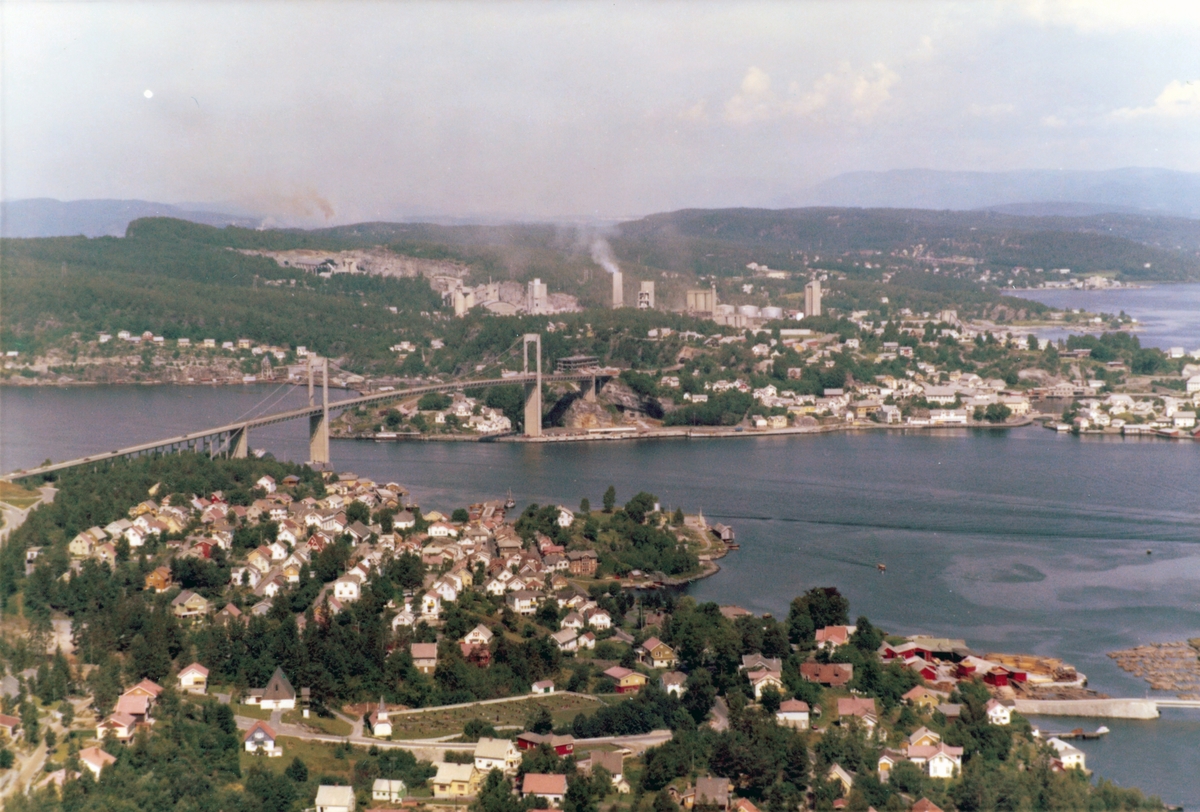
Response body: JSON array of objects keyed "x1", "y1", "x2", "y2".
[
  {"x1": 1010, "y1": 282, "x2": 1200, "y2": 351},
  {"x1": 4, "y1": 384, "x2": 1200, "y2": 806}
]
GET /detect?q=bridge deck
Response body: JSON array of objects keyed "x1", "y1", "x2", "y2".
[{"x1": 3, "y1": 371, "x2": 610, "y2": 481}]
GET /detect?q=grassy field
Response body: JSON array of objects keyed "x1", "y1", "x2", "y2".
[
  {"x1": 243, "y1": 736, "x2": 357, "y2": 781},
  {"x1": 234, "y1": 703, "x2": 275, "y2": 721},
  {"x1": 283, "y1": 708, "x2": 353, "y2": 736},
  {"x1": 386, "y1": 693, "x2": 617, "y2": 740},
  {"x1": 0, "y1": 481, "x2": 40, "y2": 509}
]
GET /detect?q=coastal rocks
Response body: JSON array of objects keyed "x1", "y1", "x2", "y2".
[
  {"x1": 562, "y1": 398, "x2": 619, "y2": 430},
  {"x1": 1108, "y1": 641, "x2": 1200, "y2": 697}
]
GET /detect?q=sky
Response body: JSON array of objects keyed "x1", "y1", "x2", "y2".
[{"x1": 3, "y1": 1, "x2": 1200, "y2": 224}]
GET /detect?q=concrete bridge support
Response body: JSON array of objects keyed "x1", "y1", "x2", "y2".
[
  {"x1": 230, "y1": 427, "x2": 249, "y2": 459},
  {"x1": 583, "y1": 376, "x2": 598, "y2": 402},
  {"x1": 523, "y1": 334, "x2": 542, "y2": 438},
  {"x1": 308, "y1": 357, "x2": 330, "y2": 466}
]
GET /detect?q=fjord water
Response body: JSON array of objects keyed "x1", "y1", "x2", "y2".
[
  {"x1": 4, "y1": 385, "x2": 1200, "y2": 806},
  {"x1": 1012, "y1": 281, "x2": 1200, "y2": 351}
]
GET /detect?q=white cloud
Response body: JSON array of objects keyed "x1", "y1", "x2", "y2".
[
  {"x1": 1040, "y1": 114, "x2": 1067, "y2": 128},
  {"x1": 1017, "y1": 0, "x2": 1200, "y2": 33},
  {"x1": 1112, "y1": 79, "x2": 1200, "y2": 119},
  {"x1": 724, "y1": 62, "x2": 898, "y2": 125},
  {"x1": 968, "y1": 103, "x2": 1016, "y2": 118},
  {"x1": 678, "y1": 99, "x2": 709, "y2": 123}
]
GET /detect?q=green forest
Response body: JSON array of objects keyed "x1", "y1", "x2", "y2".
[{"x1": 5, "y1": 205, "x2": 1196, "y2": 374}]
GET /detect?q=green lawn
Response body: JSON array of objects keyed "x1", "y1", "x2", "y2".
[
  {"x1": 282, "y1": 709, "x2": 353, "y2": 736},
  {"x1": 386, "y1": 693, "x2": 610, "y2": 740},
  {"x1": 0, "y1": 481, "x2": 40, "y2": 509},
  {"x1": 234, "y1": 703, "x2": 275, "y2": 721},
  {"x1": 242, "y1": 736, "x2": 356, "y2": 780}
]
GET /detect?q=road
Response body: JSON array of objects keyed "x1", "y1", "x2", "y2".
[
  {"x1": 707, "y1": 696, "x2": 729, "y2": 732},
  {"x1": 0, "y1": 486, "x2": 50, "y2": 544},
  {"x1": 233, "y1": 713, "x2": 671, "y2": 756}
]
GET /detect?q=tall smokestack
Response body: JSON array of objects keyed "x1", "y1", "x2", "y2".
[{"x1": 591, "y1": 238, "x2": 624, "y2": 308}]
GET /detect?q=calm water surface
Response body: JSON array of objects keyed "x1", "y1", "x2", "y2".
[
  {"x1": 4, "y1": 384, "x2": 1200, "y2": 805},
  {"x1": 1012, "y1": 282, "x2": 1200, "y2": 351}
]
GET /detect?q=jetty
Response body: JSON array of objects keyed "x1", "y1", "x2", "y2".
[{"x1": 1013, "y1": 697, "x2": 1200, "y2": 719}]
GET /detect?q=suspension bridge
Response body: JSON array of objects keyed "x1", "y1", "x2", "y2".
[{"x1": 3, "y1": 334, "x2": 612, "y2": 482}]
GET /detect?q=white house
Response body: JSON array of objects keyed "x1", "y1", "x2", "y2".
[
  {"x1": 776, "y1": 699, "x2": 810, "y2": 730},
  {"x1": 333, "y1": 575, "x2": 362, "y2": 603},
  {"x1": 531, "y1": 680, "x2": 555, "y2": 695},
  {"x1": 1048, "y1": 737, "x2": 1086, "y2": 770},
  {"x1": 463, "y1": 624, "x2": 494, "y2": 647},
  {"x1": 556, "y1": 507, "x2": 574, "y2": 527},
  {"x1": 428, "y1": 521, "x2": 459, "y2": 538},
  {"x1": 585, "y1": 608, "x2": 612, "y2": 629},
  {"x1": 422, "y1": 591, "x2": 442, "y2": 619},
  {"x1": 908, "y1": 743, "x2": 963, "y2": 779},
  {"x1": 256, "y1": 475, "x2": 277, "y2": 494},
  {"x1": 474, "y1": 737, "x2": 522, "y2": 775},
  {"x1": 661, "y1": 671, "x2": 687, "y2": 697},
  {"x1": 178, "y1": 662, "x2": 209, "y2": 694},
  {"x1": 748, "y1": 670, "x2": 784, "y2": 700},
  {"x1": 985, "y1": 698, "x2": 1012, "y2": 726},
  {"x1": 79, "y1": 747, "x2": 117, "y2": 779},
  {"x1": 373, "y1": 779, "x2": 406, "y2": 804},
  {"x1": 315, "y1": 785, "x2": 356, "y2": 812},
  {"x1": 244, "y1": 721, "x2": 282, "y2": 756},
  {"x1": 551, "y1": 629, "x2": 578, "y2": 652}
]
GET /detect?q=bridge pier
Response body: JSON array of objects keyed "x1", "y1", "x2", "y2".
[
  {"x1": 583, "y1": 375, "x2": 598, "y2": 402},
  {"x1": 522, "y1": 334, "x2": 542, "y2": 438},
  {"x1": 308, "y1": 357, "x2": 330, "y2": 466},
  {"x1": 231, "y1": 427, "x2": 249, "y2": 459}
]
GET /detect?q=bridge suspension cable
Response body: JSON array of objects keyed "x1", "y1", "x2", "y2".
[{"x1": 229, "y1": 381, "x2": 298, "y2": 423}]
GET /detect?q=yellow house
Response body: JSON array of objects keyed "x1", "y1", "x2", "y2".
[
  {"x1": 638, "y1": 637, "x2": 678, "y2": 669},
  {"x1": 68, "y1": 534, "x2": 95, "y2": 559},
  {"x1": 602, "y1": 666, "x2": 648, "y2": 694},
  {"x1": 432, "y1": 762, "x2": 481, "y2": 798},
  {"x1": 907, "y1": 726, "x2": 942, "y2": 748},
  {"x1": 902, "y1": 686, "x2": 944, "y2": 711}
]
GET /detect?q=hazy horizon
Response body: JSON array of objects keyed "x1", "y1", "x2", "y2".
[{"x1": 5, "y1": 1, "x2": 1200, "y2": 226}]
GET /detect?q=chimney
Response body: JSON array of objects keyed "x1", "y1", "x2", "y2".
[{"x1": 612, "y1": 270, "x2": 623, "y2": 308}]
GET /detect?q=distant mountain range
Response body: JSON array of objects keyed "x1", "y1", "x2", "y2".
[
  {"x1": 0, "y1": 198, "x2": 258, "y2": 238},
  {"x1": 802, "y1": 168, "x2": 1200, "y2": 219},
  {"x1": 5, "y1": 167, "x2": 1200, "y2": 240}
]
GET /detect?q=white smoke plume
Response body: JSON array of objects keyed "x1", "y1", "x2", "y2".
[{"x1": 590, "y1": 238, "x2": 620, "y2": 275}]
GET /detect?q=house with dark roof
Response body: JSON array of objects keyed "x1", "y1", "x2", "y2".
[{"x1": 259, "y1": 667, "x2": 296, "y2": 710}]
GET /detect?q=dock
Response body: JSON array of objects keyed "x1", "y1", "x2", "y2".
[{"x1": 1034, "y1": 726, "x2": 1109, "y2": 740}]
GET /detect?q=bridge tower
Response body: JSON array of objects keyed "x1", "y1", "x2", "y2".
[
  {"x1": 522, "y1": 334, "x2": 542, "y2": 438},
  {"x1": 230, "y1": 426, "x2": 250, "y2": 458},
  {"x1": 308, "y1": 357, "x2": 331, "y2": 466}
]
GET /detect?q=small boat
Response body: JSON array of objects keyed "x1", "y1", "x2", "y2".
[
  {"x1": 877, "y1": 563, "x2": 887, "y2": 573},
  {"x1": 504, "y1": 489, "x2": 516, "y2": 509}
]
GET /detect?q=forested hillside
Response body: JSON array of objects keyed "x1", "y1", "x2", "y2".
[{"x1": 3, "y1": 206, "x2": 1196, "y2": 378}]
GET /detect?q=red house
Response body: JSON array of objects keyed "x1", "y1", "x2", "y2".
[{"x1": 516, "y1": 732, "x2": 575, "y2": 756}]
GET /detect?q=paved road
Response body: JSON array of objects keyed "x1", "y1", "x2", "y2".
[
  {"x1": 233, "y1": 713, "x2": 671, "y2": 755},
  {"x1": 707, "y1": 696, "x2": 729, "y2": 732},
  {"x1": 0, "y1": 485, "x2": 52, "y2": 545}
]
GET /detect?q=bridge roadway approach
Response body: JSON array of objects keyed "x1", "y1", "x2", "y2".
[{"x1": 2, "y1": 371, "x2": 610, "y2": 483}]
